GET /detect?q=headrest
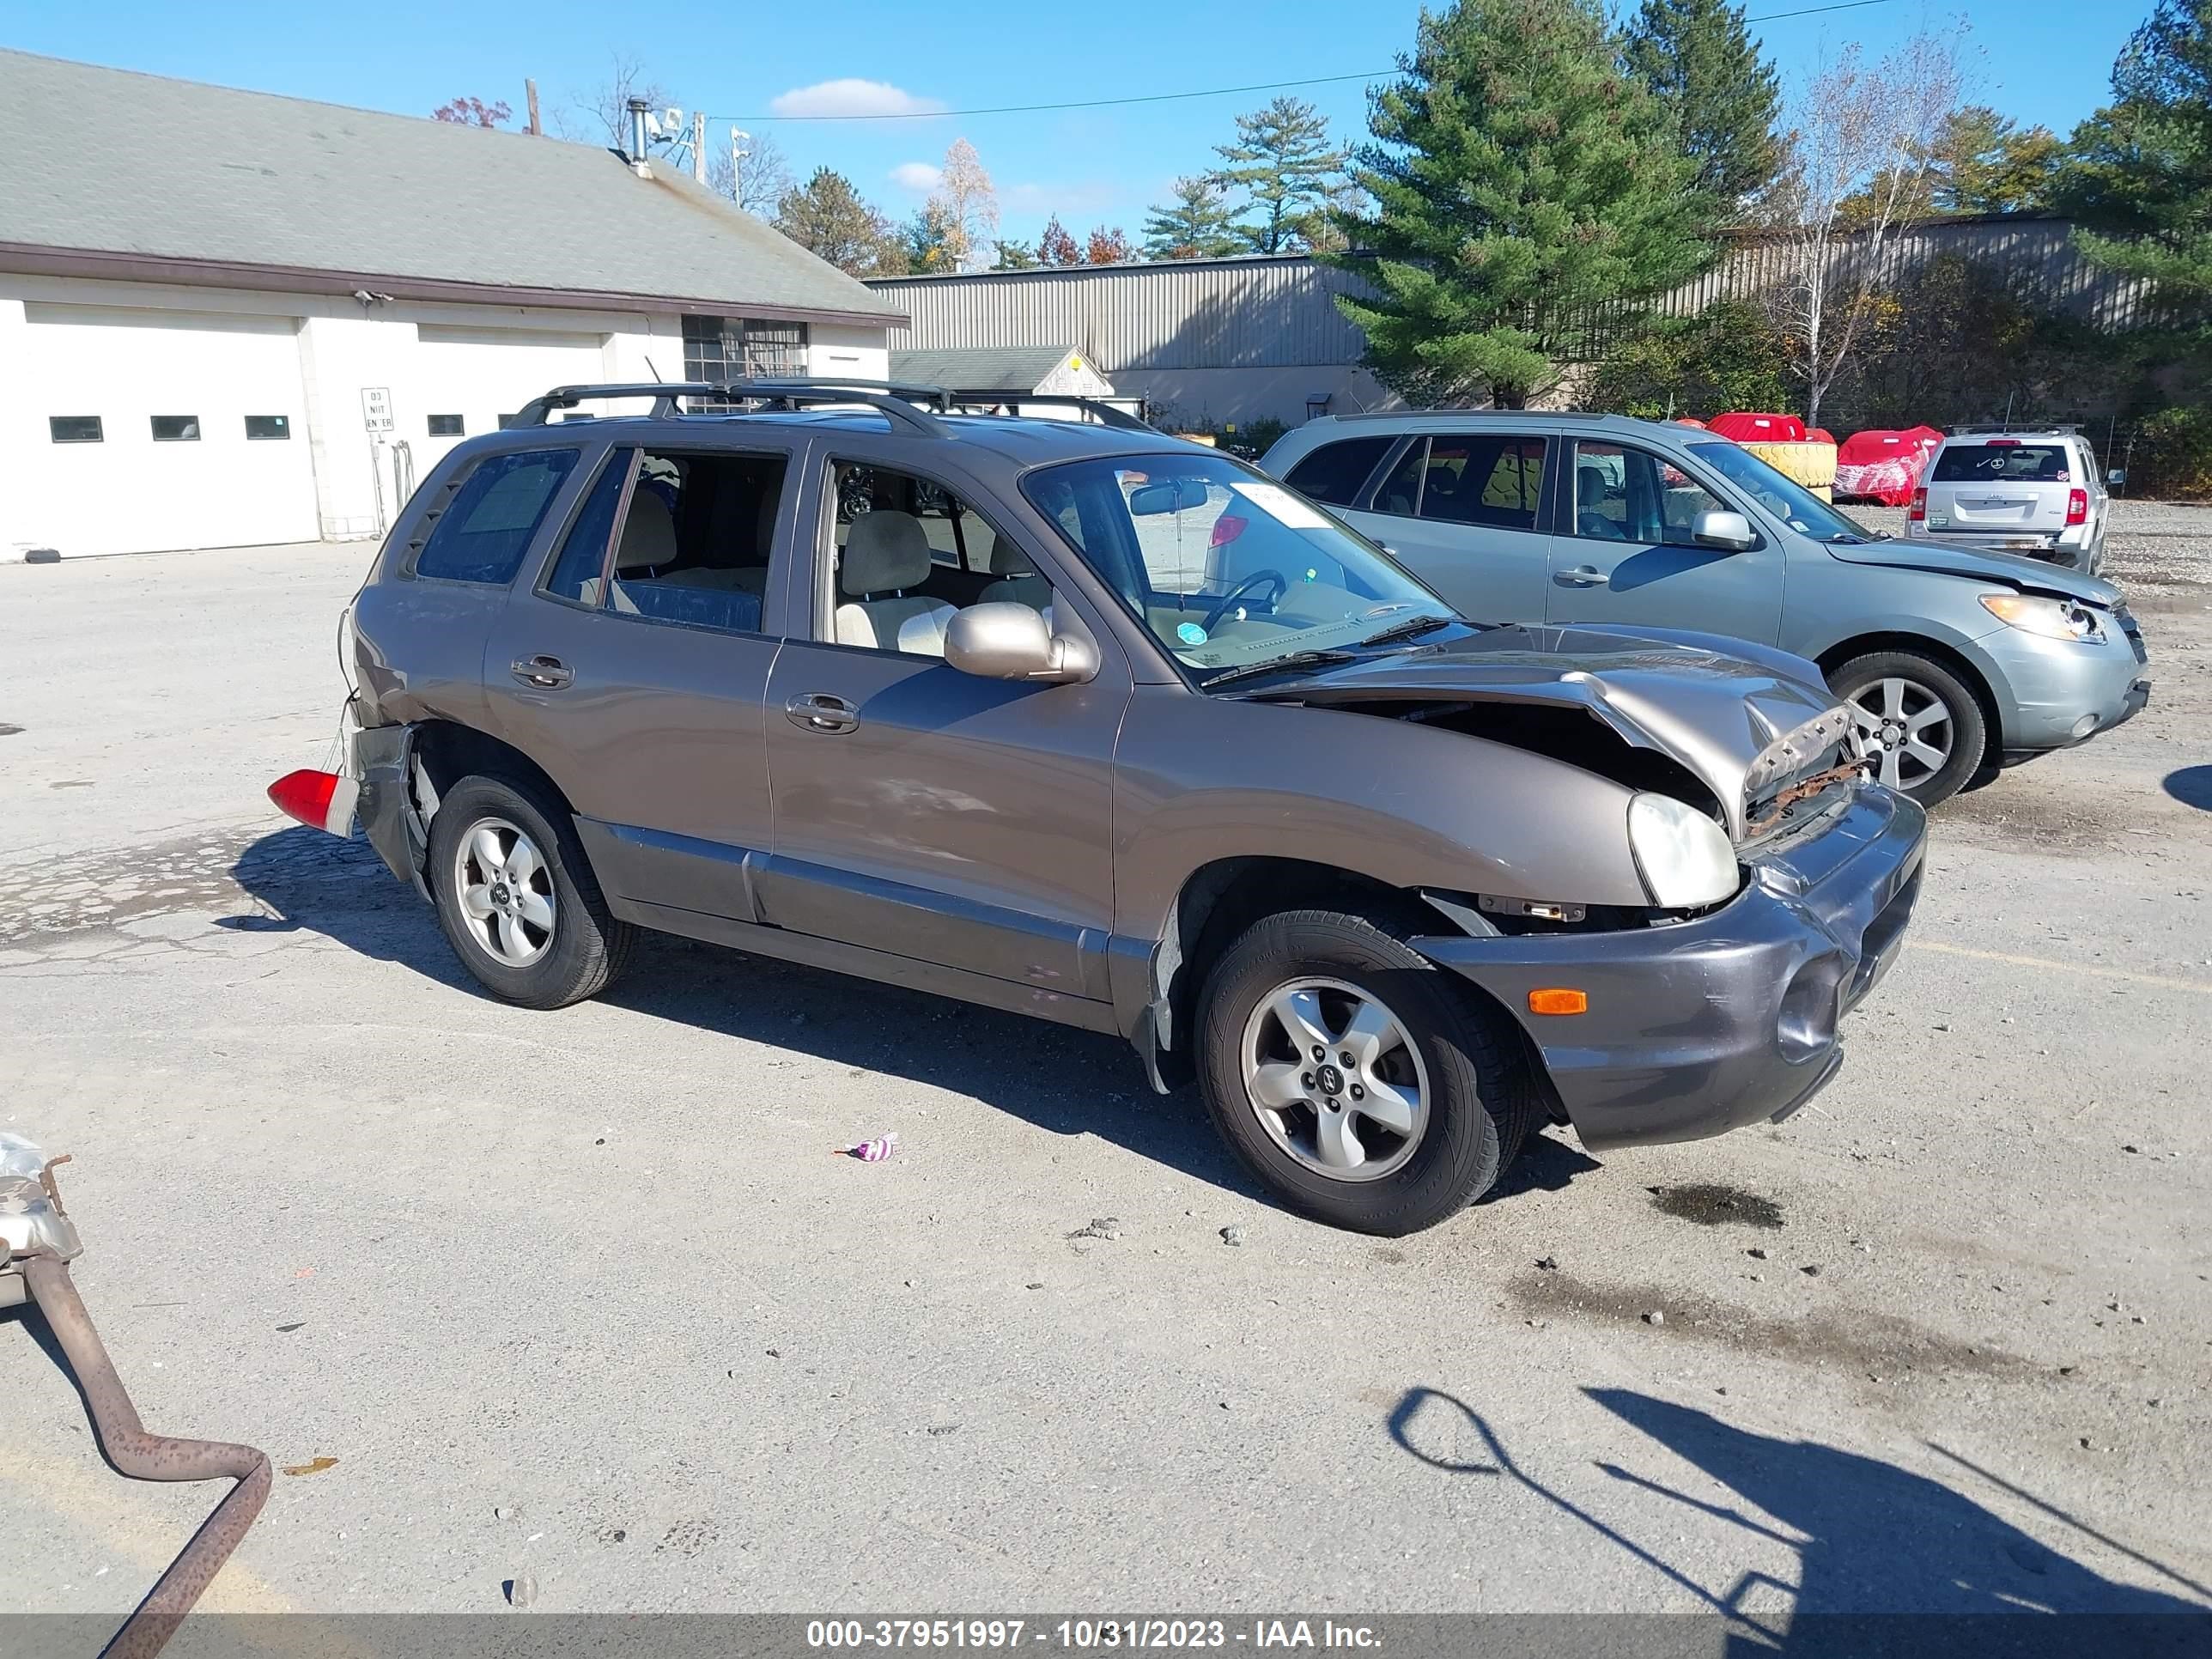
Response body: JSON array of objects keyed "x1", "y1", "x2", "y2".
[
  {"x1": 983, "y1": 532, "x2": 1034, "y2": 576},
  {"x1": 842, "y1": 510, "x2": 932, "y2": 595},
  {"x1": 617, "y1": 489, "x2": 678, "y2": 573},
  {"x1": 1577, "y1": 464, "x2": 1609, "y2": 497}
]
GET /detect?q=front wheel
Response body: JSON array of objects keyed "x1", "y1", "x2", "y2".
[
  {"x1": 427, "y1": 774, "x2": 638, "y2": 1008},
  {"x1": 1828, "y1": 650, "x2": 1986, "y2": 806},
  {"x1": 1194, "y1": 908, "x2": 1537, "y2": 1236}
]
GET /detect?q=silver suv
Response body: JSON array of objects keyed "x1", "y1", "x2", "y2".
[
  {"x1": 1909, "y1": 428, "x2": 2111, "y2": 575},
  {"x1": 272, "y1": 380, "x2": 1925, "y2": 1236},
  {"x1": 1263, "y1": 412, "x2": 2148, "y2": 805}
]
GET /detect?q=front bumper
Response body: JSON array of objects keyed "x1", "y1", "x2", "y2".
[
  {"x1": 1411, "y1": 785, "x2": 1927, "y2": 1150},
  {"x1": 1984, "y1": 610, "x2": 2150, "y2": 754}
]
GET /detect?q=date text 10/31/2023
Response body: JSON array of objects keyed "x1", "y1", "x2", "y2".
[{"x1": 805, "y1": 1621, "x2": 1382, "y2": 1650}]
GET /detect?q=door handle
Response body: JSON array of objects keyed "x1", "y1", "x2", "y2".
[
  {"x1": 511, "y1": 654, "x2": 574, "y2": 689},
  {"x1": 785, "y1": 693, "x2": 859, "y2": 734},
  {"x1": 1554, "y1": 566, "x2": 1607, "y2": 587}
]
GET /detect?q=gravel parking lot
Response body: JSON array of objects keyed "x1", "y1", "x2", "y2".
[{"x1": 3, "y1": 506, "x2": 2209, "y2": 1631}]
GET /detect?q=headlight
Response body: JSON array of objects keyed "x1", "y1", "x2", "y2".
[
  {"x1": 1980, "y1": 592, "x2": 2106, "y2": 643},
  {"x1": 1626, "y1": 793, "x2": 1739, "y2": 908}
]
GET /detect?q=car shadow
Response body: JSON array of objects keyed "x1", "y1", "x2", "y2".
[
  {"x1": 223, "y1": 826, "x2": 1261, "y2": 1202},
  {"x1": 1386, "y1": 1385, "x2": 2209, "y2": 1650},
  {"x1": 2164, "y1": 766, "x2": 2212, "y2": 811}
]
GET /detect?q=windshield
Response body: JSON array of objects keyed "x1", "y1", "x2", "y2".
[
  {"x1": 1688, "y1": 441, "x2": 1880, "y2": 543},
  {"x1": 1020, "y1": 452, "x2": 1454, "y2": 679}
]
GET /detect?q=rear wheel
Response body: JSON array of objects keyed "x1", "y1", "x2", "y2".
[
  {"x1": 1828, "y1": 650, "x2": 1985, "y2": 806},
  {"x1": 428, "y1": 774, "x2": 638, "y2": 1008},
  {"x1": 1194, "y1": 908, "x2": 1537, "y2": 1236}
]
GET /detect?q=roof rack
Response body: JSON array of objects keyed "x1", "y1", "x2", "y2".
[
  {"x1": 512, "y1": 380, "x2": 948, "y2": 438},
  {"x1": 930, "y1": 390, "x2": 1154, "y2": 432},
  {"x1": 1948, "y1": 422, "x2": 2081, "y2": 435}
]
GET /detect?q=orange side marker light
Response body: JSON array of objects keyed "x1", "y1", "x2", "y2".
[{"x1": 1528, "y1": 988, "x2": 1589, "y2": 1016}]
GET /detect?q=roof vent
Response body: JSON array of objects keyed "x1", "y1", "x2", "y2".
[{"x1": 625, "y1": 98, "x2": 653, "y2": 178}]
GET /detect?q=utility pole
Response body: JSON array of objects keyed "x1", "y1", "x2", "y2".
[
  {"x1": 692, "y1": 110, "x2": 706, "y2": 183},
  {"x1": 525, "y1": 78, "x2": 541, "y2": 136}
]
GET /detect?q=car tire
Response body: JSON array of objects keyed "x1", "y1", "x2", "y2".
[
  {"x1": 427, "y1": 773, "x2": 638, "y2": 1009},
  {"x1": 1828, "y1": 650, "x2": 1986, "y2": 807},
  {"x1": 1194, "y1": 908, "x2": 1537, "y2": 1236}
]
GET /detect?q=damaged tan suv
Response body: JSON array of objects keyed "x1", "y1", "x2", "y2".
[{"x1": 273, "y1": 381, "x2": 1926, "y2": 1235}]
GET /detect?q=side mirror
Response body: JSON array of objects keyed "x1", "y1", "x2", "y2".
[
  {"x1": 945, "y1": 602, "x2": 1099, "y2": 685},
  {"x1": 1692, "y1": 508, "x2": 1758, "y2": 551}
]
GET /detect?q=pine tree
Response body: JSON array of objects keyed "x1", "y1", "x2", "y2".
[
  {"x1": 1335, "y1": 0, "x2": 1708, "y2": 407},
  {"x1": 899, "y1": 203, "x2": 957, "y2": 273},
  {"x1": 990, "y1": 239, "x2": 1041, "y2": 270},
  {"x1": 1212, "y1": 96, "x2": 1346, "y2": 253},
  {"x1": 1038, "y1": 216, "x2": 1085, "y2": 266},
  {"x1": 1140, "y1": 176, "x2": 1242, "y2": 259},
  {"x1": 1623, "y1": 0, "x2": 1783, "y2": 222},
  {"x1": 2057, "y1": 0, "x2": 2212, "y2": 306},
  {"x1": 772, "y1": 168, "x2": 904, "y2": 276}
]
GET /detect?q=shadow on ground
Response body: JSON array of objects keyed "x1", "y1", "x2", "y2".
[
  {"x1": 2165, "y1": 766, "x2": 2212, "y2": 811},
  {"x1": 1388, "y1": 1386, "x2": 2209, "y2": 1653}
]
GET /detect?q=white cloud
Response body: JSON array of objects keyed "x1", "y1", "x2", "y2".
[
  {"x1": 769, "y1": 78, "x2": 945, "y2": 119},
  {"x1": 890, "y1": 161, "x2": 945, "y2": 193}
]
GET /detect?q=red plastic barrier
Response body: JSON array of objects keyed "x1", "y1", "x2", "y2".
[
  {"x1": 1708, "y1": 411, "x2": 1807, "y2": 443},
  {"x1": 1833, "y1": 426, "x2": 1945, "y2": 506}
]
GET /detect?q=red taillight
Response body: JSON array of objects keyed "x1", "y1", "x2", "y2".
[
  {"x1": 268, "y1": 769, "x2": 354, "y2": 836},
  {"x1": 1209, "y1": 514, "x2": 1249, "y2": 548},
  {"x1": 1908, "y1": 488, "x2": 1927, "y2": 522},
  {"x1": 2066, "y1": 487, "x2": 2088, "y2": 526}
]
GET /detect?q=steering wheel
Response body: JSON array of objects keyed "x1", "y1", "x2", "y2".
[{"x1": 1199, "y1": 570, "x2": 1287, "y2": 635}]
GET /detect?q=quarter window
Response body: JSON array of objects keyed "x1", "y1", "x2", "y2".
[
  {"x1": 412, "y1": 448, "x2": 580, "y2": 585},
  {"x1": 48, "y1": 416, "x2": 102, "y2": 443},
  {"x1": 151, "y1": 416, "x2": 201, "y2": 441},
  {"x1": 1571, "y1": 442, "x2": 1730, "y2": 547},
  {"x1": 1281, "y1": 435, "x2": 1395, "y2": 507}
]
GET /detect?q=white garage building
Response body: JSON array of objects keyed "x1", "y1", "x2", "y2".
[{"x1": 0, "y1": 48, "x2": 904, "y2": 560}]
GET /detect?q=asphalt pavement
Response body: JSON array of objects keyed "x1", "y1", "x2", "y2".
[{"x1": 2, "y1": 513, "x2": 2208, "y2": 1632}]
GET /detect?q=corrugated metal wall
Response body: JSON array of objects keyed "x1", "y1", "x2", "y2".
[{"x1": 867, "y1": 218, "x2": 2170, "y2": 374}]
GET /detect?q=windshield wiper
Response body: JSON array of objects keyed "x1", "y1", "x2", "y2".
[
  {"x1": 1356, "y1": 612, "x2": 1457, "y2": 647},
  {"x1": 1201, "y1": 649, "x2": 1360, "y2": 689}
]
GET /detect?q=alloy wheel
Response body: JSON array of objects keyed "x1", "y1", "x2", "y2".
[
  {"x1": 1846, "y1": 677, "x2": 1953, "y2": 791},
  {"x1": 453, "y1": 817, "x2": 556, "y2": 968},
  {"x1": 1241, "y1": 976, "x2": 1431, "y2": 1182}
]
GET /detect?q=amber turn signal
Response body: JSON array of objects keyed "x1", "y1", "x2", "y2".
[{"x1": 1527, "y1": 988, "x2": 1589, "y2": 1016}]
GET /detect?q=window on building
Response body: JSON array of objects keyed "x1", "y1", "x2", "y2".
[
  {"x1": 411, "y1": 448, "x2": 580, "y2": 585},
  {"x1": 151, "y1": 416, "x2": 201, "y2": 441},
  {"x1": 49, "y1": 416, "x2": 102, "y2": 443},
  {"x1": 245, "y1": 416, "x2": 290, "y2": 441},
  {"x1": 682, "y1": 315, "x2": 810, "y2": 407},
  {"x1": 428, "y1": 414, "x2": 465, "y2": 437},
  {"x1": 1282, "y1": 435, "x2": 1395, "y2": 507}
]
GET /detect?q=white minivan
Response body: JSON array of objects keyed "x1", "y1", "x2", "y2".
[{"x1": 1908, "y1": 428, "x2": 2111, "y2": 575}]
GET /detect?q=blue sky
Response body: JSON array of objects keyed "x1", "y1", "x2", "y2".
[{"x1": 4, "y1": 0, "x2": 2150, "y2": 248}]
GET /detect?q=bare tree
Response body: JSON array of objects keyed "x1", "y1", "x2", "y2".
[
  {"x1": 1766, "y1": 32, "x2": 1969, "y2": 428},
  {"x1": 432, "y1": 95, "x2": 511, "y2": 128},
  {"x1": 710, "y1": 127, "x2": 796, "y2": 215},
  {"x1": 557, "y1": 52, "x2": 672, "y2": 148},
  {"x1": 927, "y1": 138, "x2": 1000, "y2": 273}
]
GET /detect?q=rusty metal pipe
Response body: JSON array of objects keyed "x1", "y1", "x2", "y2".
[{"x1": 22, "y1": 1252, "x2": 271, "y2": 1659}]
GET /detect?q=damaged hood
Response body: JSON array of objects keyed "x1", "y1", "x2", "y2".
[
  {"x1": 1239, "y1": 622, "x2": 1850, "y2": 840},
  {"x1": 1826, "y1": 538, "x2": 2124, "y2": 605}
]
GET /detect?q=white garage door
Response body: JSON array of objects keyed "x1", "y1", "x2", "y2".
[
  {"x1": 21, "y1": 305, "x2": 320, "y2": 556},
  {"x1": 410, "y1": 325, "x2": 609, "y2": 470}
]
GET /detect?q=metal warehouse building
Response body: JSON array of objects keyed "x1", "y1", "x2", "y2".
[
  {"x1": 0, "y1": 49, "x2": 902, "y2": 560},
  {"x1": 868, "y1": 257, "x2": 1401, "y2": 433}
]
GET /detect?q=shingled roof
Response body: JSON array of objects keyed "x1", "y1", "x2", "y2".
[{"x1": 0, "y1": 48, "x2": 903, "y2": 327}]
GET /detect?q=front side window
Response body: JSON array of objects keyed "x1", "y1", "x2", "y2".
[
  {"x1": 1282, "y1": 436, "x2": 1395, "y2": 507},
  {"x1": 1022, "y1": 452, "x2": 1449, "y2": 680},
  {"x1": 1688, "y1": 441, "x2": 1877, "y2": 543},
  {"x1": 826, "y1": 461, "x2": 1047, "y2": 657},
  {"x1": 590, "y1": 448, "x2": 786, "y2": 633},
  {"x1": 1571, "y1": 442, "x2": 1729, "y2": 546},
  {"x1": 413, "y1": 447, "x2": 580, "y2": 584}
]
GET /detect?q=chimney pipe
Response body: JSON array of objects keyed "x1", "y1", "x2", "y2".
[{"x1": 625, "y1": 97, "x2": 652, "y2": 177}]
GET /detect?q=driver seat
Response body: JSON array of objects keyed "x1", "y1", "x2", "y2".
[{"x1": 1576, "y1": 464, "x2": 1626, "y2": 540}]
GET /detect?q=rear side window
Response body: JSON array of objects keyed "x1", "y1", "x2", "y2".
[
  {"x1": 1931, "y1": 444, "x2": 2070, "y2": 483},
  {"x1": 1418, "y1": 436, "x2": 1547, "y2": 531},
  {"x1": 413, "y1": 448, "x2": 580, "y2": 584},
  {"x1": 1282, "y1": 436, "x2": 1395, "y2": 507}
]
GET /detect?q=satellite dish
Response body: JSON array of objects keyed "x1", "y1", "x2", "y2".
[{"x1": 664, "y1": 106, "x2": 684, "y2": 128}]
